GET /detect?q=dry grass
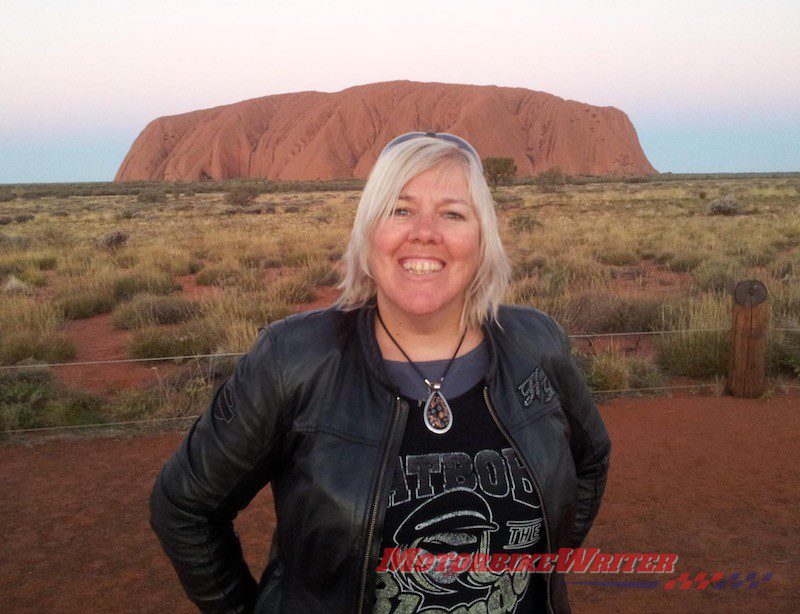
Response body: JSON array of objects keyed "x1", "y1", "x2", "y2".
[{"x1": 1, "y1": 175, "x2": 799, "y2": 431}]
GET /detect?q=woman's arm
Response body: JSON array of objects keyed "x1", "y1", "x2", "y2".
[
  {"x1": 149, "y1": 324, "x2": 290, "y2": 613},
  {"x1": 551, "y1": 320, "x2": 612, "y2": 548}
]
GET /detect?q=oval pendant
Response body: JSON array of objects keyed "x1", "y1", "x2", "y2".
[{"x1": 423, "y1": 390, "x2": 453, "y2": 434}]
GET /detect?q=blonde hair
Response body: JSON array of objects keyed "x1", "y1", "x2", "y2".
[{"x1": 332, "y1": 134, "x2": 511, "y2": 331}]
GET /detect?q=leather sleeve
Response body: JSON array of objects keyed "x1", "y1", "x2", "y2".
[
  {"x1": 149, "y1": 324, "x2": 290, "y2": 613},
  {"x1": 550, "y1": 319, "x2": 612, "y2": 548}
]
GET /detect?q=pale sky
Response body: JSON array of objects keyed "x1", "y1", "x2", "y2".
[{"x1": 1, "y1": 0, "x2": 798, "y2": 182}]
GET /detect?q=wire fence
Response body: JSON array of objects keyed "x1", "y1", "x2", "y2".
[
  {"x1": 2, "y1": 326, "x2": 799, "y2": 437},
  {"x1": 4, "y1": 326, "x2": 798, "y2": 372}
]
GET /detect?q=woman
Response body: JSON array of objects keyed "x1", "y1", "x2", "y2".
[{"x1": 150, "y1": 132, "x2": 611, "y2": 614}]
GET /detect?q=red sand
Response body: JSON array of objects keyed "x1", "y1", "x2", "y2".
[
  {"x1": 1, "y1": 394, "x2": 798, "y2": 612},
  {"x1": 57, "y1": 314, "x2": 161, "y2": 396}
]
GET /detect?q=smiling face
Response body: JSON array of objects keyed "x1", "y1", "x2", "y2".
[{"x1": 367, "y1": 161, "x2": 481, "y2": 326}]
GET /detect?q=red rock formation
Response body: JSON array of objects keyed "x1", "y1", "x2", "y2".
[{"x1": 115, "y1": 80, "x2": 656, "y2": 182}]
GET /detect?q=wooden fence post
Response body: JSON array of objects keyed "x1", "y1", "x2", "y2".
[{"x1": 727, "y1": 279, "x2": 769, "y2": 397}]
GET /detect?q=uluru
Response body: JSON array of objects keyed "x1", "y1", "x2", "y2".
[{"x1": 115, "y1": 80, "x2": 656, "y2": 182}]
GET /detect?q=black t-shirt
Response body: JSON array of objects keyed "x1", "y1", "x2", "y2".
[{"x1": 374, "y1": 379, "x2": 547, "y2": 613}]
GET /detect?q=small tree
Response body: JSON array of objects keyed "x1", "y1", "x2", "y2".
[
  {"x1": 483, "y1": 157, "x2": 517, "y2": 189},
  {"x1": 535, "y1": 166, "x2": 566, "y2": 193}
]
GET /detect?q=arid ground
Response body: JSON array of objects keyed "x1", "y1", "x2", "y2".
[
  {"x1": 1, "y1": 175, "x2": 799, "y2": 611},
  {"x1": 2, "y1": 392, "x2": 798, "y2": 613}
]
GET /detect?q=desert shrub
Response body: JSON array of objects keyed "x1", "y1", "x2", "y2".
[
  {"x1": 506, "y1": 275, "x2": 549, "y2": 306},
  {"x1": 0, "y1": 329, "x2": 75, "y2": 366},
  {"x1": 0, "y1": 296, "x2": 75, "y2": 365},
  {"x1": 0, "y1": 190, "x2": 16, "y2": 202},
  {"x1": 139, "y1": 246, "x2": 201, "y2": 276},
  {"x1": 97, "y1": 230, "x2": 129, "y2": 252},
  {"x1": 112, "y1": 270, "x2": 180, "y2": 301},
  {"x1": 510, "y1": 253, "x2": 545, "y2": 280},
  {"x1": 137, "y1": 189, "x2": 166, "y2": 204},
  {"x1": 535, "y1": 166, "x2": 567, "y2": 193},
  {"x1": 2, "y1": 276, "x2": 32, "y2": 295},
  {"x1": 196, "y1": 265, "x2": 260, "y2": 289},
  {"x1": 585, "y1": 350, "x2": 665, "y2": 394},
  {"x1": 707, "y1": 197, "x2": 742, "y2": 216},
  {"x1": 59, "y1": 290, "x2": 116, "y2": 320},
  {"x1": 0, "y1": 233, "x2": 30, "y2": 250},
  {"x1": 769, "y1": 329, "x2": 800, "y2": 377},
  {"x1": 16, "y1": 267, "x2": 47, "y2": 287},
  {"x1": 238, "y1": 253, "x2": 266, "y2": 269},
  {"x1": 0, "y1": 216, "x2": 12, "y2": 225},
  {"x1": 35, "y1": 255, "x2": 57, "y2": 270},
  {"x1": 483, "y1": 157, "x2": 517, "y2": 189},
  {"x1": 297, "y1": 256, "x2": 337, "y2": 288},
  {"x1": 591, "y1": 295, "x2": 667, "y2": 334},
  {"x1": 57, "y1": 269, "x2": 179, "y2": 319},
  {"x1": 114, "y1": 207, "x2": 139, "y2": 221},
  {"x1": 698, "y1": 190, "x2": 708, "y2": 200},
  {"x1": 656, "y1": 249, "x2": 706, "y2": 273},
  {"x1": 225, "y1": 185, "x2": 260, "y2": 206},
  {"x1": 284, "y1": 204, "x2": 300, "y2": 214},
  {"x1": 0, "y1": 367, "x2": 104, "y2": 433},
  {"x1": 655, "y1": 294, "x2": 729, "y2": 377},
  {"x1": 491, "y1": 191, "x2": 523, "y2": 210},
  {"x1": 269, "y1": 276, "x2": 315, "y2": 304},
  {"x1": 693, "y1": 257, "x2": 748, "y2": 293},
  {"x1": 539, "y1": 255, "x2": 611, "y2": 294},
  {"x1": 14, "y1": 213, "x2": 34, "y2": 223},
  {"x1": 595, "y1": 248, "x2": 639, "y2": 266},
  {"x1": 509, "y1": 211, "x2": 541, "y2": 233},
  {"x1": 112, "y1": 295, "x2": 200, "y2": 329},
  {"x1": 130, "y1": 324, "x2": 217, "y2": 359}
]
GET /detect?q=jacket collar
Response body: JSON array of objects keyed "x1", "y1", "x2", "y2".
[{"x1": 355, "y1": 299, "x2": 500, "y2": 395}]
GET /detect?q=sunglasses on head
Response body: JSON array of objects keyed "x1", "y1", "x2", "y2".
[{"x1": 380, "y1": 131, "x2": 483, "y2": 171}]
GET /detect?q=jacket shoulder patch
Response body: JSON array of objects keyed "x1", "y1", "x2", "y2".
[{"x1": 516, "y1": 366, "x2": 556, "y2": 407}]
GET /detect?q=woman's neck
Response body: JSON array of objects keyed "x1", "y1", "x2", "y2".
[{"x1": 374, "y1": 295, "x2": 484, "y2": 362}]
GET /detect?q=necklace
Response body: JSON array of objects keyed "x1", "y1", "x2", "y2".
[{"x1": 375, "y1": 308, "x2": 467, "y2": 435}]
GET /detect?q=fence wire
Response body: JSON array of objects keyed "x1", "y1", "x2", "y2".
[
  {"x1": 6, "y1": 326, "x2": 796, "y2": 372},
  {"x1": 6, "y1": 382, "x2": 800, "y2": 437},
  {"x1": 2, "y1": 326, "x2": 799, "y2": 437}
]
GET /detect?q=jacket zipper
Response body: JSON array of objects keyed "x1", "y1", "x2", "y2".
[
  {"x1": 356, "y1": 395, "x2": 405, "y2": 614},
  {"x1": 483, "y1": 386, "x2": 555, "y2": 614}
]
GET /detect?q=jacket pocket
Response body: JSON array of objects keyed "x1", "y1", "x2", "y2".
[{"x1": 254, "y1": 559, "x2": 285, "y2": 613}]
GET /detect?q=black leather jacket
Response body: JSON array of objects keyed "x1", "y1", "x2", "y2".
[{"x1": 150, "y1": 301, "x2": 611, "y2": 614}]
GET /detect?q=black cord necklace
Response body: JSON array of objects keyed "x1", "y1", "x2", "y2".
[{"x1": 376, "y1": 307, "x2": 467, "y2": 435}]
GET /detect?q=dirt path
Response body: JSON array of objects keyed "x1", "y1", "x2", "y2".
[
  {"x1": 2, "y1": 394, "x2": 798, "y2": 612},
  {"x1": 58, "y1": 314, "x2": 160, "y2": 395}
]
